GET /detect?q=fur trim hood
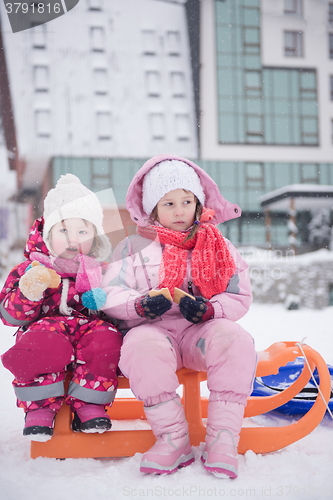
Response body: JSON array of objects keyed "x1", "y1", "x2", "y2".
[{"x1": 125, "y1": 154, "x2": 241, "y2": 226}]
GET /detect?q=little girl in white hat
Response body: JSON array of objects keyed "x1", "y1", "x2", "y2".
[{"x1": 102, "y1": 155, "x2": 256, "y2": 479}]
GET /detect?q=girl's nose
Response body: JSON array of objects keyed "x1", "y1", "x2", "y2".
[
  {"x1": 67, "y1": 233, "x2": 78, "y2": 246},
  {"x1": 174, "y1": 204, "x2": 184, "y2": 215}
]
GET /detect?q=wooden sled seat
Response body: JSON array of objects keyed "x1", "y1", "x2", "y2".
[{"x1": 30, "y1": 341, "x2": 331, "y2": 459}]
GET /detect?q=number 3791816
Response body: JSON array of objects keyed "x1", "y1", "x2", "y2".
[{"x1": 5, "y1": 3, "x2": 62, "y2": 14}]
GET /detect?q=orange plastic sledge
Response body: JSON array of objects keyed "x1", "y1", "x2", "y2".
[{"x1": 30, "y1": 341, "x2": 331, "y2": 459}]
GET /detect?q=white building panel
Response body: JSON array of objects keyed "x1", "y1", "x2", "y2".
[{"x1": 0, "y1": 0, "x2": 197, "y2": 189}]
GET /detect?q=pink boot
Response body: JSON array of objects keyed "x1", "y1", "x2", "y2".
[
  {"x1": 201, "y1": 400, "x2": 244, "y2": 479},
  {"x1": 72, "y1": 404, "x2": 111, "y2": 433},
  {"x1": 23, "y1": 407, "x2": 56, "y2": 442},
  {"x1": 140, "y1": 396, "x2": 194, "y2": 474}
]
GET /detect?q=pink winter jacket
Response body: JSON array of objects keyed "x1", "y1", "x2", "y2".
[
  {"x1": 0, "y1": 218, "x2": 107, "y2": 333},
  {"x1": 101, "y1": 235, "x2": 252, "y2": 332},
  {"x1": 101, "y1": 154, "x2": 252, "y2": 331}
]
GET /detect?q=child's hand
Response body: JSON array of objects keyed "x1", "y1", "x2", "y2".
[
  {"x1": 19, "y1": 261, "x2": 61, "y2": 301},
  {"x1": 179, "y1": 295, "x2": 214, "y2": 323},
  {"x1": 135, "y1": 294, "x2": 172, "y2": 319}
]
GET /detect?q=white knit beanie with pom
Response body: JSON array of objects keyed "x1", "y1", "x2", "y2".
[
  {"x1": 142, "y1": 160, "x2": 205, "y2": 216},
  {"x1": 43, "y1": 174, "x2": 111, "y2": 260}
]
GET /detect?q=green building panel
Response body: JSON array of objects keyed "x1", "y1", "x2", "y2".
[
  {"x1": 50, "y1": 157, "x2": 333, "y2": 247},
  {"x1": 215, "y1": 0, "x2": 319, "y2": 146}
]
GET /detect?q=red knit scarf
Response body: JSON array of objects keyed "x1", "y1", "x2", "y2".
[{"x1": 137, "y1": 208, "x2": 236, "y2": 299}]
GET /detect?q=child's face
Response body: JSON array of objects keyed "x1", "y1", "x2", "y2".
[
  {"x1": 49, "y1": 218, "x2": 95, "y2": 259},
  {"x1": 156, "y1": 189, "x2": 196, "y2": 231}
]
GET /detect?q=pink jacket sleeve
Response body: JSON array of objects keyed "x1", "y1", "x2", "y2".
[
  {"x1": 208, "y1": 239, "x2": 252, "y2": 322},
  {"x1": 0, "y1": 262, "x2": 43, "y2": 327},
  {"x1": 101, "y1": 238, "x2": 145, "y2": 322},
  {"x1": 101, "y1": 236, "x2": 252, "y2": 324}
]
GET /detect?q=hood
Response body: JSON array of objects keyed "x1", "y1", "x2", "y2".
[
  {"x1": 125, "y1": 154, "x2": 241, "y2": 226},
  {"x1": 24, "y1": 217, "x2": 50, "y2": 260}
]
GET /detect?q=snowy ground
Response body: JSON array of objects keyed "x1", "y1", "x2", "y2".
[{"x1": 1, "y1": 302, "x2": 333, "y2": 500}]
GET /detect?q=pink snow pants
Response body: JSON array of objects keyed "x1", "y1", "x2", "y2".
[
  {"x1": 119, "y1": 316, "x2": 257, "y2": 407},
  {"x1": 2, "y1": 315, "x2": 122, "y2": 412}
]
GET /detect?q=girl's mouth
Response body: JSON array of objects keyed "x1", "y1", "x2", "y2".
[{"x1": 66, "y1": 246, "x2": 78, "y2": 252}]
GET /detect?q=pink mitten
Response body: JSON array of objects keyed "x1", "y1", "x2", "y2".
[{"x1": 19, "y1": 261, "x2": 61, "y2": 301}]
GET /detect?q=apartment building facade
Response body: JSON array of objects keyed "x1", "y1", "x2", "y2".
[{"x1": 1, "y1": 0, "x2": 333, "y2": 249}]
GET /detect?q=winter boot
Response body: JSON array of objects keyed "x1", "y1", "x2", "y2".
[
  {"x1": 201, "y1": 400, "x2": 244, "y2": 479},
  {"x1": 140, "y1": 396, "x2": 195, "y2": 474},
  {"x1": 72, "y1": 403, "x2": 111, "y2": 433},
  {"x1": 23, "y1": 407, "x2": 56, "y2": 442}
]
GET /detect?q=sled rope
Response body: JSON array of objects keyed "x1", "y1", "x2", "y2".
[{"x1": 296, "y1": 338, "x2": 333, "y2": 419}]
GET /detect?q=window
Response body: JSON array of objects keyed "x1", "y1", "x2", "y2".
[
  {"x1": 330, "y1": 76, "x2": 333, "y2": 100},
  {"x1": 331, "y1": 119, "x2": 333, "y2": 145},
  {"x1": 166, "y1": 30, "x2": 181, "y2": 56},
  {"x1": 90, "y1": 27, "x2": 105, "y2": 52},
  {"x1": 31, "y1": 24, "x2": 46, "y2": 49},
  {"x1": 87, "y1": 0, "x2": 102, "y2": 11},
  {"x1": 145, "y1": 71, "x2": 160, "y2": 97},
  {"x1": 35, "y1": 110, "x2": 51, "y2": 137},
  {"x1": 244, "y1": 70, "x2": 262, "y2": 97},
  {"x1": 33, "y1": 65, "x2": 49, "y2": 92},
  {"x1": 175, "y1": 114, "x2": 191, "y2": 141},
  {"x1": 245, "y1": 115, "x2": 264, "y2": 143},
  {"x1": 170, "y1": 72, "x2": 185, "y2": 97},
  {"x1": 93, "y1": 68, "x2": 108, "y2": 94},
  {"x1": 284, "y1": 0, "x2": 302, "y2": 16},
  {"x1": 149, "y1": 113, "x2": 165, "y2": 140},
  {"x1": 243, "y1": 27, "x2": 260, "y2": 54},
  {"x1": 245, "y1": 163, "x2": 265, "y2": 189},
  {"x1": 96, "y1": 112, "x2": 111, "y2": 140},
  {"x1": 142, "y1": 30, "x2": 157, "y2": 55},
  {"x1": 300, "y1": 164, "x2": 319, "y2": 183},
  {"x1": 284, "y1": 31, "x2": 303, "y2": 57},
  {"x1": 330, "y1": 34, "x2": 333, "y2": 59},
  {"x1": 329, "y1": 3, "x2": 333, "y2": 23},
  {"x1": 300, "y1": 71, "x2": 317, "y2": 101}
]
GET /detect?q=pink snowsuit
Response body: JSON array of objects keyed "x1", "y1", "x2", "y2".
[
  {"x1": 0, "y1": 218, "x2": 122, "y2": 413},
  {"x1": 101, "y1": 155, "x2": 257, "y2": 408}
]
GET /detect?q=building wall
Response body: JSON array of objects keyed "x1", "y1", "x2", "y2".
[
  {"x1": 47, "y1": 156, "x2": 332, "y2": 247},
  {"x1": 0, "y1": 0, "x2": 198, "y2": 190},
  {"x1": 200, "y1": 0, "x2": 333, "y2": 162},
  {"x1": 243, "y1": 249, "x2": 333, "y2": 309}
]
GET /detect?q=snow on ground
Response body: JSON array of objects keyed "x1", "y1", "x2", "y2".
[{"x1": 1, "y1": 302, "x2": 333, "y2": 500}]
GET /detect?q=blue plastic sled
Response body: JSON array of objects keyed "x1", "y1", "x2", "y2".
[{"x1": 251, "y1": 357, "x2": 333, "y2": 415}]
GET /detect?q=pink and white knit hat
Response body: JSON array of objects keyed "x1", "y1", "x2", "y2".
[
  {"x1": 43, "y1": 174, "x2": 110, "y2": 260},
  {"x1": 142, "y1": 160, "x2": 205, "y2": 215}
]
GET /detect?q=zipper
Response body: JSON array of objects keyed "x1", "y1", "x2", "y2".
[{"x1": 188, "y1": 280, "x2": 193, "y2": 295}]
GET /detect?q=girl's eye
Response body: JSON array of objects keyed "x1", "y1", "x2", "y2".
[
  {"x1": 165, "y1": 202, "x2": 173, "y2": 206},
  {"x1": 60, "y1": 228, "x2": 67, "y2": 233},
  {"x1": 79, "y1": 230, "x2": 87, "y2": 235}
]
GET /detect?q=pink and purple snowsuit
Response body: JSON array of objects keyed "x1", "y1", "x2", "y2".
[
  {"x1": 0, "y1": 218, "x2": 122, "y2": 413},
  {"x1": 101, "y1": 155, "x2": 257, "y2": 409}
]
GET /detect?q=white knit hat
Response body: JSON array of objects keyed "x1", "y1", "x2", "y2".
[
  {"x1": 43, "y1": 174, "x2": 111, "y2": 260},
  {"x1": 142, "y1": 160, "x2": 205, "y2": 215}
]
